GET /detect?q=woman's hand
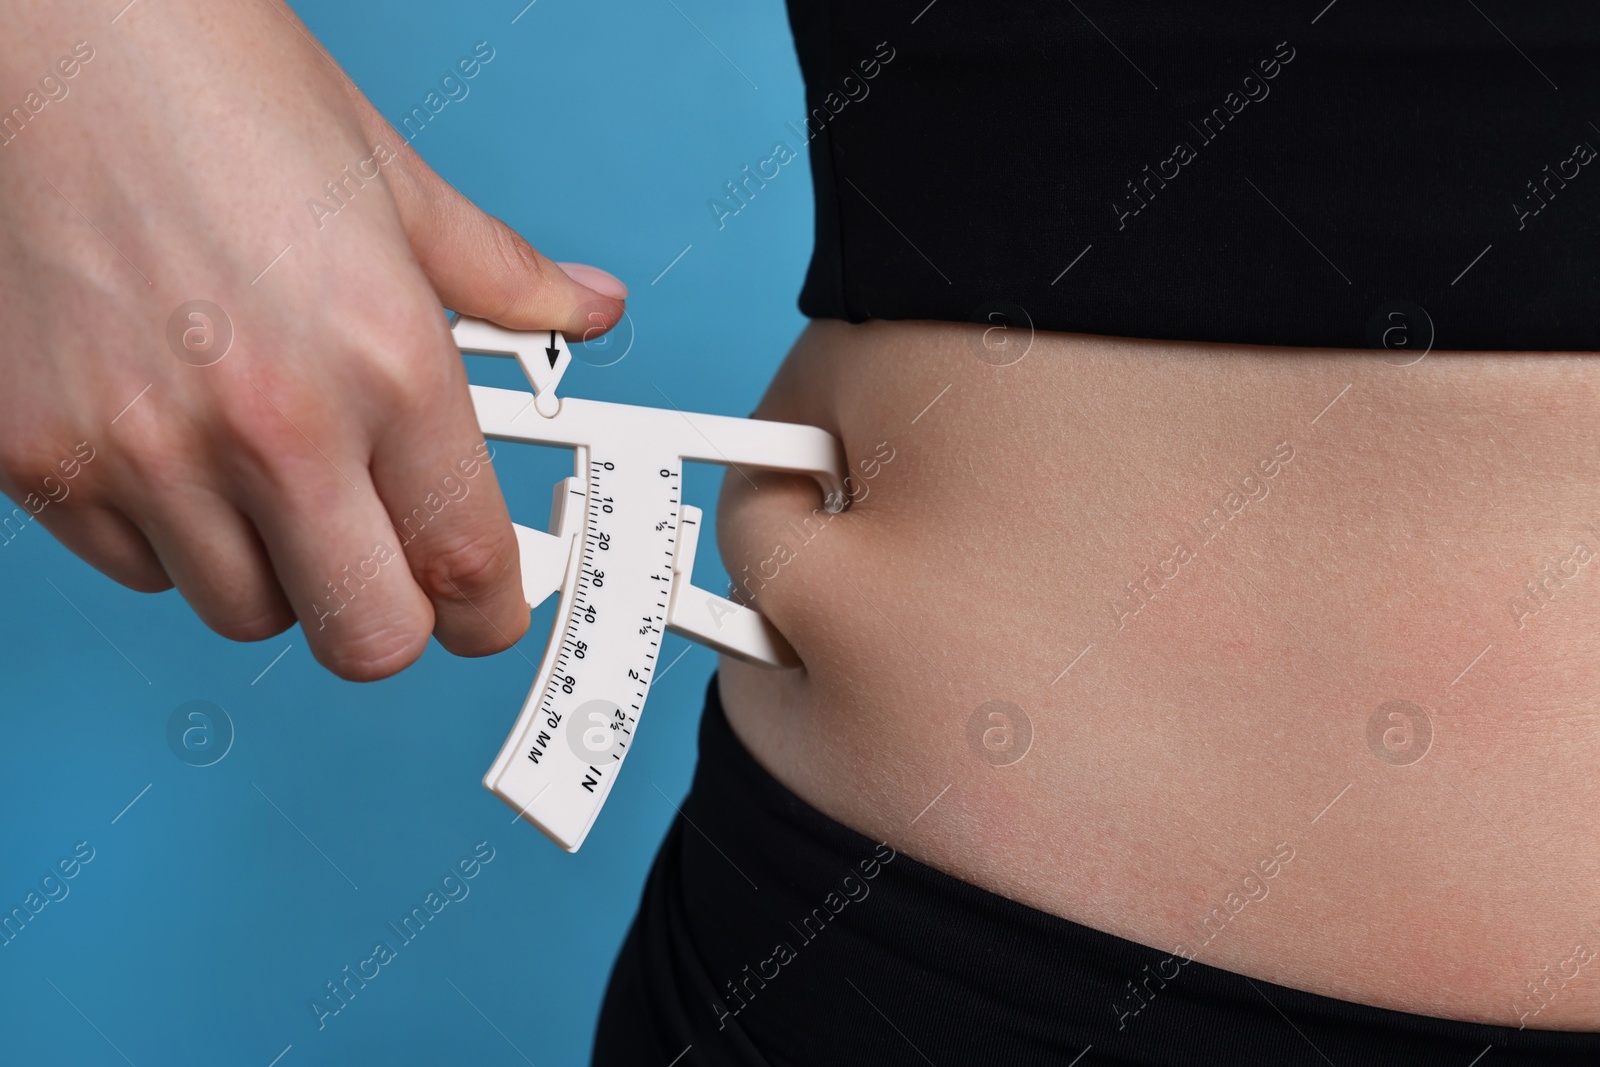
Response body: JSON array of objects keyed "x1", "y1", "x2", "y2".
[{"x1": 0, "y1": 0, "x2": 626, "y2": 679}]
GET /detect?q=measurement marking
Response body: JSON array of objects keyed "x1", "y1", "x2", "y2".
[
  {"x1": 252, "y1": 782, "x2": 359, "y2": 890},
  {"x1": 1452, "y1": 644, "x2": 1492, "y2": 686},
  {"x1": 1050, "y1": 243, "x2": 1094, "y2": 285},
  {"x1": 1050, "y1": 644, "x2": 1093, "y2": 685},
  {"x1": 1242, "y1": 175, "x2": 1350, "y2": 284},
  {"x1": 110, "y1": 383, "x2": 153, "y2": 425},
  {"x1": 446, "y1": 978, "x2": 537, "y2": 1065},
  {"x1": 911, "y1": 383, "x2": 952, "y2": 425},
  {"x1": 661, "y1": 0, "x2": 759, "y2": 89},
  {"x1": 266, "y1": 1045, "x2": 293, "y2": 1067},
  {"x1": 651, "y1": 780, "x2": 757, "y2": 889},
  {"x1": 651, "y1": 243, "x2": 694, "y2": 285},
  {"x1": 1310, "y1": 383, "x2": 1351, "y2": 426},
  {"x1": 250, "y1": 244, "x2": 294, "y2": 286},
  {"x1": 111, "y1": 782, "x2": 152, "y2": 824},
  {"x1": 844, "y1": 977, "x2": 937, "y2": 1066},
  {"x1": 1451, "y1": 243, "x2": 1493, "y2": 286},
  {"x1": 44, "y1": 178, "x2": 152, "y2": 285},
  {"x1": 910, "y1": 783, "x2": 951, "y2": 826},
  {"x1": 648, "y1": 389, "x2": 763, "y2": 494},
  {"x1": 1310, "y1": 0, "x2": 1338, "y2": 24},
  {"x1": 1310, "y1": 782, "x2": 1352, "y2": 825},
  {"x1": 45, "y1": 577, "x2": 152, "y2": 684},
  {"x1": 250, "y1": 643, "x2": 293, "y2": 685},
  {"x1": 45, "y1": 979, "x2": 138, "y2": 1067},
  {"x1": 509, "y1": 781, "x2": 553, "y2": 823}
]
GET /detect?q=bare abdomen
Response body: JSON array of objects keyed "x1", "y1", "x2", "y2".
[{"x1": 716, "y1": 319, "x2": 1600, "y2": 1029}]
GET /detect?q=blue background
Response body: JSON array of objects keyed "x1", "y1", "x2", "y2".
[{"x1": 0, "y1": 1, "x2": 811, "y2": 1063}]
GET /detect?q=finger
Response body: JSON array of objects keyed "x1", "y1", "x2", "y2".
[
  {"x1": 120, "y1": 483, "x2": 296, "y2": 641},
  {"x1": 239, "y1": 458, "x2": 438, "y2": 680},
  {"x1": 29, "y1": 503, "x2": 173, "y2": 593},
  {"x1": 369, "y1": 323, "x2": 529, "y2": 657},
  {"x1": 373, "y1": 127, "x2": 628, "y2": 335}
]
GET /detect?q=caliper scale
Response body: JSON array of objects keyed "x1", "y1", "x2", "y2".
[{"x1": 454, "y1": 317, "x2": 846, "y2": 852}]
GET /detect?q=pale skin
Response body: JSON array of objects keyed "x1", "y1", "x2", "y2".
[
  {"x1": 10, "y1": 0, "x2": 1600, "y2": 1035},
  {"x1": 0, "y1": 0, "x2": 625, "y2": 679},
  {"x1": 719, "y1": 322, "x2": 1600, "y2": 1029}
]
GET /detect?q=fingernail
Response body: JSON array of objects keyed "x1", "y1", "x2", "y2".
[{"x1": 556, "y1": 261, "x2": 629, "y2": 300}]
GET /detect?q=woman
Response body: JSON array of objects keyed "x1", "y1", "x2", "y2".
[
  {"x1": 597, "y1": 3, "x2": 1600, "y2": 1064},
  {"x1": 4, "y1": 2, "x2": 1597, "y2": 1064}
]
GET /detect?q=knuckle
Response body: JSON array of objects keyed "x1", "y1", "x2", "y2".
[
  {"x1": 347, "y1": 301, "x2": 456, "y2": 416},
  {"x1": 111, "y1": 431, "x2": 190, "y2": 495},
  {"x1": 414, "y1": 525, "x2": 516, "y2": 604},
  {"x1": 207, "y1": 601, "x2": 296, "y2": 643},
  {"x1": 0, "y1": 434, "x2": 74, "y2": 494},
  {"x1": 316, "y1": 620, "x2": 430, "y2": 682},
  {"x1": 0, "y1": 451, "x2": 39, "y2": 491},
  {"x1": 117, "y1": 565, "x2": 175, "y2": 595},
  {"x1": 211, "y1": 389, "x2": 303, "y2": 463},
  {"x1": 208, "y1": 409, "x2": 325, "y2": 496}
]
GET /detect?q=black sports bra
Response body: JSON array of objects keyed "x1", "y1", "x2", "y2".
[{"x1": 781, "y1": 0, "x2": 1600, "y2": 351}]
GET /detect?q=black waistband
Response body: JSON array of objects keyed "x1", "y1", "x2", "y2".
[{"x1": 594, "y1": 675, "x2": 1600, "y2": 1065}]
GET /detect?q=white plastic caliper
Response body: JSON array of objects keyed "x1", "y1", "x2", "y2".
[{"x1": 454, "y1": 317, "x2": 846, "y2": 852}]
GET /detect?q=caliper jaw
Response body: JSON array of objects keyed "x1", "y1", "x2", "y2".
[
  {"x1": 665, "y1": 505, "x2": 799, "y2": 669},
  {"x1": 513, "y1": 476, "x2": 584, "y2": 611},
  {"x1": 508, "y1": 482, "x2": 799, "y2": 670}
]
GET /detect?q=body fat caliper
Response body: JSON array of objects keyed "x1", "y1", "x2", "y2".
[{"x1": 453, "y1": 317, "x2": 846, "y2": 852}]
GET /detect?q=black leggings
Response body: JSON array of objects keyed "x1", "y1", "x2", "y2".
[{"x1": 594, "y1": 676, "x2": 1600, "y2": 1065}]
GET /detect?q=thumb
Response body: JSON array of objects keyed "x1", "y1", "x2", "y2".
[{"x1": 383, "y1": 143, "x2": 628, "y2": 337}]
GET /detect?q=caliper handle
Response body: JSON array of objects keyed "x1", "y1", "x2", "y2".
[{"x1": 513, "y1": 477, "x2": 583, "y2": 609}]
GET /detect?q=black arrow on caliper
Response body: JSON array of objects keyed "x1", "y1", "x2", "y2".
[{"x1": 545, "y1": 331, "x2": 561, "y2": 368}]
